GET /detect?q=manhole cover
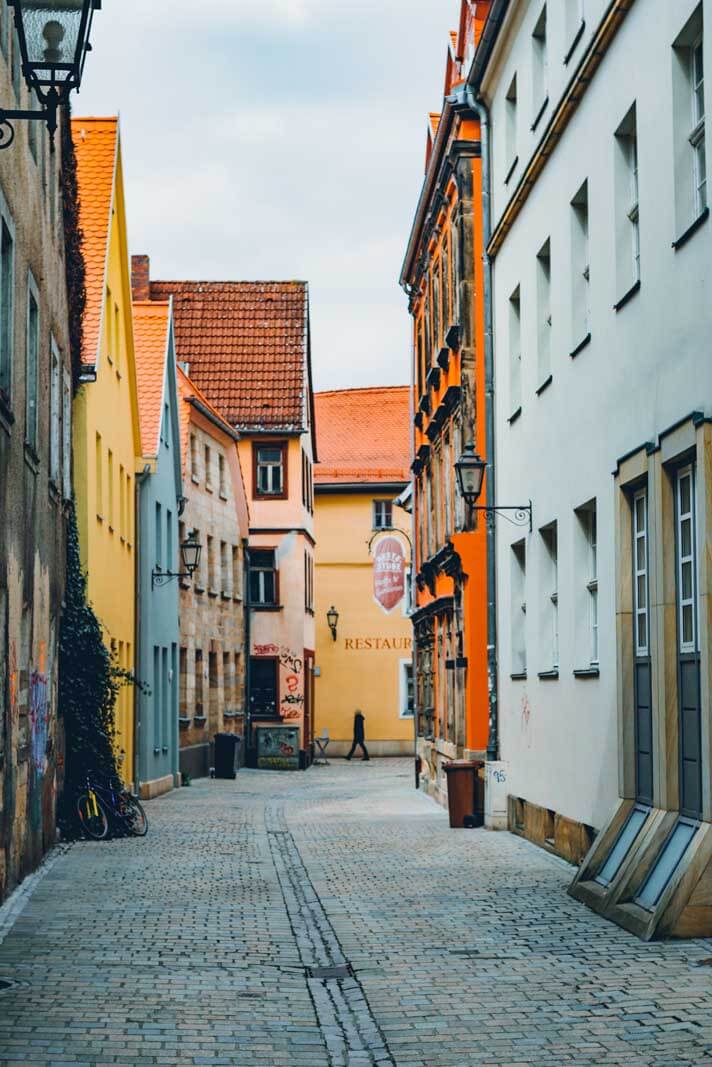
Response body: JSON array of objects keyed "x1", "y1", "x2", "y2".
[{"x1": 308, "y1": 964, "x2": 352, "y2": 980}]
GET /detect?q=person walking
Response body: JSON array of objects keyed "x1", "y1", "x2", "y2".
[{"x1": 345, "y1": 709, "x2": 369, "y2": 761}]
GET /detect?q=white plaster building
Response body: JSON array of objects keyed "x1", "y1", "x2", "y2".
[{"x1": 474, "y1": 0, "x2": 712, "y2": 935}]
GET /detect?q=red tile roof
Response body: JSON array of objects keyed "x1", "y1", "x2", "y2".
[
  {"x1": 314, "y1": 386, "x2": 411, "y2": 485},
  {"x1": 149, "y1": 280, "x2": 310, "y2": 436},
  {"x1": 133, "y1": 301, "x2": 170, "y2": 459},
  {"x1": 71, "y1": 117, "x2": 118, "y2": 369}
]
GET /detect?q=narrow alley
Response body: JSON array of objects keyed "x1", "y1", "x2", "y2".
[{"x1": 1, "y1": 761, "x2": 711, "y2": 1066}]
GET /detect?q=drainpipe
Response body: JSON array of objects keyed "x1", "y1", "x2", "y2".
[
  {"x1": 464, "y1": 85, "x2": 498, "y2": 762},
  {"x1": 134, "y1": 464, "x2": 152, "y2": 795},
  {"x1": 242, "y1": 538, "x2": 252, "y2": 765}
]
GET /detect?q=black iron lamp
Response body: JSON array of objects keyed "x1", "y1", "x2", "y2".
[
  {"x1": 153, "y1": 530, "x2": 202, "y2": 589},
  {"x1": 3, "y1": 0, "x2": 101, "y2": 149},
  {"x1": 455, "y1": 443, "x2": 532, "y2": 530},
  {"x1": 326, "y1": 605, "x2": 339, "y2": 641}
]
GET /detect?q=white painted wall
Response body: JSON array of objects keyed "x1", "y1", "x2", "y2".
[{"x1": 482, "y1": 0, "x2": 712, "y2": 829}]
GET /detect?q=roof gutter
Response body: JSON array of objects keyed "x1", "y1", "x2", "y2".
[
  {"x1": 186, "y1": 396, "x2": 240, "y2": 441},
  {"x1": 466, "y1": 0, "x2": 512, "y2": 92}
]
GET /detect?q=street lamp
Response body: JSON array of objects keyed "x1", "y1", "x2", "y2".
[
  {"x1": 3, "y1": 0, "x2": 101, "y2": 148},
  {"x1": 326, "y1": 606, "x2": 339, "y2": 642},
  {"x1": 454, "y1": 444, "x2": 532, "y2": 531},
  {"x1": 152, "y1": 531, "x2": 202, "y2": 589}
]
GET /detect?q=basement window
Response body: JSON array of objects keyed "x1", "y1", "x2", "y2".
[
  {"x1": 635, "y1": 817, "x2": 698, "y2": 911},
  {"x1": 594, "y1": 804, "x2": 649, "y2": 887}
]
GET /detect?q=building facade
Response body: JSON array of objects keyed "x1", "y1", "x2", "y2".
[
  {"x1": 400, "y1": 0, "x2": 491, "y2": 807},
  {"x1": 0, "y1": 16, "x2": 72, "y2": 899},
  {"x1": 71, "y1": 117, "x2": 141, "y2": 787},
  {"x1": 474, "y1": 0, "x2": 712, "y2": 934},
  {"x1": 314, "y1": 387, "x2": 414, "y2": 757},
  {"x1": 173, "y1": 365, "x2": 249, "y2": 780},
  {"x1": 133, "y1": 299, "x2": 183, "y2": 799},
  {"x1": 147, "y1": 276, "x2": 318, "y2": 768}
]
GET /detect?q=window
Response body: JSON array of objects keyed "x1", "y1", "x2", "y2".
[
  {"x1": 676, "y1": 465, "x2": 698, "y2": 654},
  {"x1": 105, "y1": 287, "x2": 113, "y2": 363},
  {"x1": 373, "y1": 499, "x2": 393, "y2": 530},
  {"x1": 511, "y1": 540, "x2": 527, "y2": 674},
  {"x1": 506, "y1": 74, "x2": 518, "y2": 173},
  {"x1": 161, "y1": 403, "x2": 170, "y2": 448},
  {"x1": 615, "y1": 105, "x2": 640, "y2": 297},
  {"x1": 254, "y1": 442, "x2": 287, "y2": 497},
  {"x1": 50, "y1": 338, "x2": 60, "y2": 483},
  {"x1": 565, "y1": 0, "x2": 584, "y2": 55},
  {"x1": 673, "y1": 7, "x2": 707, "y2": 233},
  {"x1": 62, "y1": 368, "x2": 72, "y2": 499},
  {"x1": 232, "y1": 545, "x2": 241, "y2": 600},
  {"x1": 575, "y1": 502, "x2": 598, "y2": 667},
  {"x1": 190, "y1": 434, "x2": 198, "y2": 480},
  {"x1": 95, "y1": 433, "x2": 103, "y2": 518},
  {"x1": 119, "y1": 463, "x2": 125, "y2": 538},
  {"x1": 207, "y1": 534, "x2": 216, "y2": 592},
  {"x1": 432, "y1": 262, "x2": 441, "y2": 351},
  {"x1": 192, "y1": 528, "x2": 203, "y2": 590},
  {"x1": 155, "y1": 502, "x2": 162, "y2": 569},
  {"x1": 540, "y1": 523, "x2": 558, "y2": 671},
  {"x1": 220, "y1": 541, "x2": 229, "y2": 594},
  {"x1": 570, "y1": 181, "x2": 590, "y2": 346},
  {"x1": 0, "y1": 211, "x2": 14, "y2": 405},
  {"x1": 195, "y1": 649, "x2": 204, "y2": 718},
  {"x1": 536, "y1": 239, "x2": 551, "y2": 386},
  {"x1": 633, "y1": 490, "x2": 648, "y2": 657},
  {"x1": 250, "y1": 549, "x2": 278, "y2": 606},
  {"x1": 400, "y1": 660, "x2": 415, "y2": 717},
  {"x1": 28, "y1": 89, "x2": 38, "y2": 162},
  {"x1": 218, "y1": 453, "x2": 226, "y2": 497},
  {"x1": 304, "y1": 550, "x2": 314, "y2": 613},
  {"x1": 107, "y1": 450, "x2": 114, "y2": 529},
  {"x1": 531, "y1": 6, "x2": 548, "y2": 121},
  {"x1": 204, "y1": 444, "x2": 212, "y2": 491},
  {"x1": 125, "y1": 474, "x2": 132, "y2": 544},
  {"x1": 443, "y1": 429, "x2": 452, "y2": 535},
  {"x1": 509, "y1": 285, "x2": 521, "y2": 412},
  {"x1": 25, "y1": 275, "x2": 39, "y2": 452},
  {"x1": 166, "y1": 510, "x2": 173, "y2": 572},
  {"x1": 441, "y1": 237, "x2": 450, "y2": 331}
]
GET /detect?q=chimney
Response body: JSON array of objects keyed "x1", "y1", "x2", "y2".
[{"x1": 131, "y1": 254, "x2": 150, "y2": 302}]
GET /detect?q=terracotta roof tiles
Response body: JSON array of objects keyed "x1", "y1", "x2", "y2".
[
  {"x1": 314, "y1": 386, "x2": 410, "y2": 485},
  {"x1": 133, "y1": 301, "x2": 170, "y2": 459},
  {"x1": 150, "y1": 280, "x2": 309, "y2": 434},
  {"x1": 71, "y1": 117, "x2": 118, "y2": 369}
]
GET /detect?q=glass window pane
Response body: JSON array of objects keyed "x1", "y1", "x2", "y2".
[
  {"x1": 636, "y1": 537, "x2": 646, "y2": 571},
  {"x1": 683, "y1": 604, "x2": 693, "y2": 645},
  {"x1": 682, "y1": 561, "x2": 692, "y2": 601},
  {"x1": 637, "y1": 614, "x2": 647, "y2": 650},
  {"x1": 260, "y1": 448, "x2": 282, "y2": 464},
  {"x1": 681, "y1": 518, "x2": 692, "y2": 559},
  {"x1": 636, "y1": 820, "x2": 697, "y2": 910},
  {"x1": 680, "y1": 474, "x2": 691, "y2": 515},
  {"x1": 595, "y1": 805, "x2": 649, "y2": 886},
  {"x1": 635, "y1": 495, "x2": 645, "y2": 529},
  {"x1": 637, "y1": 574, "x2": 647, "y2": 608}
]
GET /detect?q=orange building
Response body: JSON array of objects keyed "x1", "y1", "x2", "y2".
[{"x1": 400, "y1": 0, "x2": 491, "y2": 806}]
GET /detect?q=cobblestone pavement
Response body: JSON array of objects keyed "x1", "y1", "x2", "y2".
[{"x1": 1, "y1": 759, "x2": 712, "y2": 1066}]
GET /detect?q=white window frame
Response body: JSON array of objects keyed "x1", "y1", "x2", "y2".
[
  {"x1": 587, "y1": 506, "x2": 599, "y2": 664},
  {"x1": 399, "y1": 659, "x2": 414, "y2": 718},
  {"x1": 676, "y1": 464, "x2": 698, "y2": 654},
  {"x1": 541, "y1": 524, "x2": 558, "y2": 670},
  {"x1": 511, "y1": 540, "x2": 527, "y2": 674},
  {"x1": 633, "y1": 489, "x2": 649, "y2": 657},
  {"x1": 531, "y1": 5, "x2": 548, "y2": 120},
  {"x1": 373, "y1": 498, "x2": 393, "y2": 531},
  {"x1": 571, "y1": 181, "x2": 590, "y2": 345},
  {"x1": 536, "y1": 238, "x2": 551, "y2": 385},
  {"x1": 505, "y1": 74, "x2": 518, "y2": 172},
  {"x1": 509, "y1": 285, "x2": 521, "y2": 413},
  {"x1": 690, "y1": 34, "x2": 707, "y2": 215},
  {"x1": 50, "y1": 335, "x2": 60, "y2": 483}
]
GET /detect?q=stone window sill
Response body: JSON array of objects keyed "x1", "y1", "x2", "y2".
[
  {"x1": 672, "y1": 207, "x2": 709, "y2": 251},
  {"x1": 193, "y1": 716, "x2": 207, "y2": 727},
  {"x1": 536, "y1": 374, "x2": 553, "y2": 396},
  {"x1": 537, "y1": 670, "x2": 559, "y2": 680},
  {"x1": 508, "y1": 406, "x2": 522, "y2": 425},
  {"x1": 573, "y1": 666, "x2": 600, "y2": 679},
  {"x1": 510, "y1": 671, "x2": 527, "y2": 681},
  {"x1": 614, "y1": 279, "x2": 640, "y2": 312},
  {"x1": 569, "y1": 333, "x2": 591, "y2": 359}
]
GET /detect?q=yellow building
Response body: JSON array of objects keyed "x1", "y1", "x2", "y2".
[
  {"x1": 314, "y1": 388, "x2": 414, "y2": 757},
  {"x1": 71, "y1": 118, "x2": 142, "y2": 784}
]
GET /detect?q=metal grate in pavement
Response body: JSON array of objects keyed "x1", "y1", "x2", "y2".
[{"x1": 307, "y1": 964, "x2": 353, "y2": 980}]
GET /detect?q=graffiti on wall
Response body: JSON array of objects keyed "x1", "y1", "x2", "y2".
[
  {"x1": 29, "y1": 670, "x2": 49, "y2": 773},
  {"x1": 253, "y1": 643, "x2": 305, "y2": 721}
]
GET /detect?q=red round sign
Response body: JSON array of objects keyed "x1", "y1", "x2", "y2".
[{"x1": 373, "y1": 536, "x2": 406, "y2": 613}]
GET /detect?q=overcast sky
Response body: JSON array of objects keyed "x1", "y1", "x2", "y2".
[{"x1": 78, "y1": 0, "x2": 456, "y2": 392}]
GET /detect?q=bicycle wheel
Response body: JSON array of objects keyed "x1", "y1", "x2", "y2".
[
  {"x1": 121, "y1": 793, "x2": 148, "y2": 837},
  {"x1": 76, "y1": 792, "x2": 109, "y2": 840}
]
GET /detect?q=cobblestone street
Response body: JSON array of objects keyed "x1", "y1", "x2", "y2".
[{"x1": 1, "y1": 759, "x2": 712, "y2": 1066}]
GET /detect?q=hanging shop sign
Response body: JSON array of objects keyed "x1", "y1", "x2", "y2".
[{"x1": 373, "y1": 535, "x2": 406, "y2": 613}]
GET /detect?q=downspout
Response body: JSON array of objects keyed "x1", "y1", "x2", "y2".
[
  {"x1": 242, "y1": 539, "x2": 252, "y2": 764},
  {"x1": 464, "y1": 85, "x2": 498, "y2": 762},
  {"x1": 408, "y1": 335, "x2": 418, "y2": 789},
  {"x1": 134, "y1": 463, "x2": 152, "y2": 795}
]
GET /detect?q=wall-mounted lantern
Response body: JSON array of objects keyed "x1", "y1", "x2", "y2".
[
  {"x1": 326, "y1": 605, "x2": 339, "y2": 642},
  {"x1": 152, "y1": 530, "x2": 202, "y2": 589},
  {"x1": 455, "y1": 443, "x2": 532, "y2": 531},
  {"x1": 3, "y1": 0, "x2": 102, "y2": 148}
]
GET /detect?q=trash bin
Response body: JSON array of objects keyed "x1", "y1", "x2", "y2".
[
  {"x1": 214, "y1": 733, "x2": 240, "y2": 779},
  {"x1": 443, "y1": 760, "x2": 485, "y2": 828}
]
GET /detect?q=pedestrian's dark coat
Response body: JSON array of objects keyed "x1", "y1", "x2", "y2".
[{"x1": 354, "y1": 712, "x2": 365, "y2": 741}]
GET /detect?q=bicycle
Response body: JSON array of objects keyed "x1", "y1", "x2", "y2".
[{"x1": 76, "y1": 772, "x2": 149, "y2": 840}]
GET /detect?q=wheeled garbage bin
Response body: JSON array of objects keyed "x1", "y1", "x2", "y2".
[
  {"x1": 443, "y1": 760, "x2": 485, "y2": 828},
  {"x1": 214, "y1": 733, "x2": 240, "y2": 779}
]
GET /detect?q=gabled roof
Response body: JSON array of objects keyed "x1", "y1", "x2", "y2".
[
  {"x1": 149, "y1": 280, "x2": 312, "y2": 439},
  {"x1": 176, "y1": 364, "x2": 240, "y2": 473},
  {"x1": 314, "y1": 386, "x2": 410, "y2": 486},
  {"x1": 71, "y1": 117, "x2": 119, "y2": 370},
  {"x1": 133, "y1": 301, "x2": 170, "y2": 459}
]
